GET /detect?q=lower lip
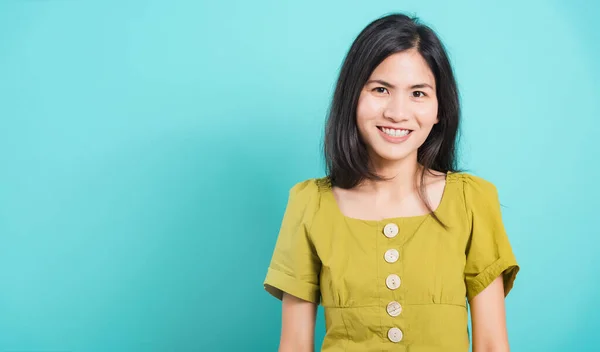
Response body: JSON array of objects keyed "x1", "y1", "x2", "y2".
[{"x1": 378, "y1": 128, "x2": 412, "y2": 143}]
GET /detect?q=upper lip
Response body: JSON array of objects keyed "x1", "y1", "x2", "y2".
[{"x1": 377, "y1": 125, "x2": 413, "y2": 131}]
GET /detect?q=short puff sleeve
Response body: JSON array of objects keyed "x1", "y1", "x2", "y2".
[
  {"x1": 463, "y1": 175, "x2": 520, "y2": 302},
  {"x1": 263, "y1": 179, "x2": 321, "y2": 304}
]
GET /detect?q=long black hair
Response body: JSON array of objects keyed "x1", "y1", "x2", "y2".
[{"x1": 323, "y1": 13, "x2": 461, "y2": 226}]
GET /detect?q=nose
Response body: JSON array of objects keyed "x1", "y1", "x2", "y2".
[{"x1": 383, "y1": 94, "x2": 410, "y2": 122}]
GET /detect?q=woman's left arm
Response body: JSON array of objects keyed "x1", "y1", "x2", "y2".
[{"x1": 470, "y1": 275, "x2": 511, "y2": 352}]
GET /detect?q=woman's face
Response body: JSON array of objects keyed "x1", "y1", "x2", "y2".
[{"x1": 356, "y1": 49, "x2": 439, "y2": 164}]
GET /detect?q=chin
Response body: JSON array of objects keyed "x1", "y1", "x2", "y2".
[{"x1": 370, "y1": 149, "x2": 413, "y2": 163}]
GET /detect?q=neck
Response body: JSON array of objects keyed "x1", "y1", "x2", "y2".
[{"x1": 358, "y1": 153, "x2": 423, "y2": 196}]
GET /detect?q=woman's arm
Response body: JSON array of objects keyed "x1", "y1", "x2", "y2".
[
  {"x1": 470, "y1": 275, "x2": 510, "y2": 352},
  {"x1": 278, "y1": 292, "x2": 317, "y2": 352}
]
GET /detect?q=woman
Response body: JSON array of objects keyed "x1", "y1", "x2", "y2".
[{"x1": 263, "y1": 13, "x2": 519, "y2": 352}]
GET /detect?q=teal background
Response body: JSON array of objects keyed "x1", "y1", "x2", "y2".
[{"x1": 0, "y1": 0, "x2": 598, "y2": 351}]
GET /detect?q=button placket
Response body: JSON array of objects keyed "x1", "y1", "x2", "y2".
[{"x1": 382, "y1": 222, "x2": 404, "y2": 343}]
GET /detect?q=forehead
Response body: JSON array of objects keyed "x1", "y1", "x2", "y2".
[{"x1": 369, "y1": 49, "x2": 435, "y2": 86}]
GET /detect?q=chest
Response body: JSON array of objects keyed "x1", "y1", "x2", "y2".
[
  {"x1": 311, "y1": 217, "x2": 470, "y2": 307},
  {"x1": 331, "y1": 184, "x2": 446, "y2": 220}
]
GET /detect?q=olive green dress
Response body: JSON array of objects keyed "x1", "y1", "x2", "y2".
[{"x1": 263, "y1": 172, "x2": 519, "y2": 351}]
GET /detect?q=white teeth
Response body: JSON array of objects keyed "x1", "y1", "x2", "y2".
[{"x1": 382, "y1": 128, "x2": 410, "y2": 137}]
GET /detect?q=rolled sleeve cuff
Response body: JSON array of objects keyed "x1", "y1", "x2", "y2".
[
  {"x1": 263, "y1": 268, "x2": 320, "y2": 304},
  {"x1": 467, "y1": 257, "x2": 520, "y2": 302}
]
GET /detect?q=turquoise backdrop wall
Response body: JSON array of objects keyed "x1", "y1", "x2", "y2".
[{"x1": 1, "y1": 0, "x2": 598, "y2": 351}]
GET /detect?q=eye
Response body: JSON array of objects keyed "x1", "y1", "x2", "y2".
[
  {"x1": 373, "y1": 87, "x2": 389, "y2": 94},
  {"x1": 413, "y1": 91, "x2": 427, "y2": 98}
]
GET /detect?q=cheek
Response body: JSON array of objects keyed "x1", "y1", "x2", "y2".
[
  {"x1": 356, "y1": 95, "x2": 381, "y2": 122},
  {"x1": 416, "y1": 101, "x2": 439, "y2": 125}
]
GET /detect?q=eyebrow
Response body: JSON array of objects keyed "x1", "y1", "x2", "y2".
[{"x1": 366, "y1": 79, "x2": 434, "y2": 90}]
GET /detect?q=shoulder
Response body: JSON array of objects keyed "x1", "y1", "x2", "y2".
[
  {"x1": 284, "y1": 177, "x2": 329, "y2": 220},
  {"x1": 450, "y1": 171, "x2": 499, "y2": 196},
  {"x1": 450, "y1": 172, "x2": 501, "y2": 208},
  {"x1": 450, "y1": 172, "x2": 502, "y2": 219},
  {"x1": 288, "y1": 177, "x2": 329, "y2": 198}
]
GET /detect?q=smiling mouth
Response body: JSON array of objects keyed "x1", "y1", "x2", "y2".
[{"x1": 377, "y1": 126, "x2": 413, "y2": 137}]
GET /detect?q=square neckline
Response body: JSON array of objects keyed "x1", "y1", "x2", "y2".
[{"x1": 321, "y1": 171, "x2": 455, "y2": 225}]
